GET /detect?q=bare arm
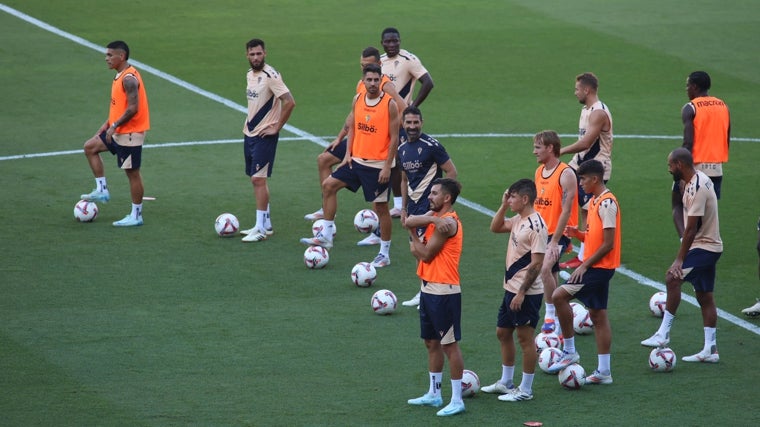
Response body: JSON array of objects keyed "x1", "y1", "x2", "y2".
[
  {"x1": 276, "y1": 92, "x2": 295, "y2": 132},
  {"x1": 440, "y1": 159, "x2": 458, "y2": 180},
  {"x1": 569, "y1": 227, "x2": 614, "y2": 283},
  {"x1": 668, "y1": 215, "x2": 700, "y2": 279},
  {"x1": 672, "y1": 181, "x2": 685, "y2": 238},
  {"x1": 681, "y1": 103, "x2": 695, "y2": 151},
  {"x1": 408, "y1": 215, "x2": 456, "y2": 263},
  {"x1": 382, "y1": 81, "x2": 407, "y2": 116},
  {"x1": 106, "y1": 75, "x2": 140, "y2": 140},
  {"x1": 490, "y1": 191, "x2": 513, "y2": 233},
  {"x1": 410, "y1": 73, "x2": 434, "y2": 108},
  {"x1": 546, "y1": 168, "x2": 577, "y2": 263},
  {"x1": 560, "y1": 109, "x2": 607, "y2": 156},
  {"x1": 378, "y1": 99, "x2": 400, "y2": 183},
  {"x1": 510, "y1": 251, "x2": 545, "y2": 311}
]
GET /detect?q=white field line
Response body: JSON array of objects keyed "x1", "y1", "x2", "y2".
[{"x1": 3, "y1": 3, "x2": 759, "y2": 336}]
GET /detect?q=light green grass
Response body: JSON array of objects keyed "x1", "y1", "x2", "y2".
[{"x1": 1, "y1": 1, "x2": 759, "y2": 425}]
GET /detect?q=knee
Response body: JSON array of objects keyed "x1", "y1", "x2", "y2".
[{"x1": 317, "y1": 152, "x2": 333, "y2": 168}]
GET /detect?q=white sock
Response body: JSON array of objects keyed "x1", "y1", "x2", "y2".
[
  {"x1": 380, "y1": 240, "x2": 391, "y2": 257},
  {"x1": 450, "y1": 379, "x2": 463, "y2": 402},
  {"x1": 429, "y1": 372, "x2": 442, "y2": 397},
  {"x1": 393, "y1": 196, "x2": 402, "y2": 210},
  {"x1": 500, "y1": 365, "x2": 514, "y2": 385},
  {"x1": 703, "y1": 327, "x2": 717, "y2": 354},
  {"x1": 323, "y1": 220, "x2": 335, "y2": 240},
  {"x1": 255, "y1": 210, "x2": 266, "y2": 232},
  {"x1": 578, "y1": 242, "x2": 585, "y2": 261},
  {"x1": 96, "y1": 177, "x2": 108, "y2": 192},
  {"x1": 131, "y1": 203, "x2": 142, "y2": 219},
  {"x1": 598, "y1": 354, "x2": 611, "y2": 374},
  {"x1": 519, "y1": 372, "x2": 534, "y2": 394},
  {"x1": 264, "y1": 204, "x2": 271, "y2": 230},
  {"x1": 657, "y1": 310, "x2": 675, "y2": 337},
  {"x1": 563, "y1": 337, "x2": 576, "y2": 354},
  {"x1": 545, "y1": 303, "x2": 556, "y2": 320}
]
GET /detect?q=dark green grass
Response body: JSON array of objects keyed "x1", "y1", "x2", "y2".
[{"x1": 2, "y1": 1, "x2": 760, "y2": 425}]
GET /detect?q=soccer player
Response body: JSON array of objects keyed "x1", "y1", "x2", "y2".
[
  {"x1": 740, "y1": 216, "x2": 760, "y2": 317},
  {"x1": 398, "y1": 106, "x2": 458, "y2": 307},
  {"x1": 681, "y1": 71, "x2": 731, "y2": 199},
  {"x1": 300, "y1": 63, "x2": 399, "y2": 268},
  {"x1": 81, "y1": 41, "x2": 150, "y2": 227},
  {"x1": 559, "y1": 72, "x2": 613, "y2": 269},
  {"x1": 481, "y1": 179, "x2": 547, "y2": 402},
  {"x1": 405, "y1": 178, "x2": 466, "y2": 417},
  {"x1": 547, "y1": 160, "x2": 621, "y2": 386},
  {"x1": 304, "y1": 47, "x2": 406, "y2": 233},
  {"x1": 238, "y1": 38, "x2": 296, "y2": 242},
  {"x1": 642, "y1": 148, "x2": 723, "y2": 364},
  {"x1": 380, "y1": 27, "x2": 435, "y2": 219},
  {"x1": 532, "y1": 131, "x2": 579, "y2": 333}
]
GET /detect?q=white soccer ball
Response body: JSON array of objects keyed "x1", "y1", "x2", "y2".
[
  {"x1": 303, "y1": 245, "x2": 329, "y2": 269},
  {"x1": 74, "y1": 199, "x2": 98, "y2": 222},
  {"x1": 214, "y1": 213, "x2": 239, "y2": 237},
  {"x1": 353, "y1": 209, "x2": 379, "y2": 233},
  {"x1": 649, "y1": 291, "x2": 667, "y2": 317},
  {"x1": 371, "y1": 289, "x2": 397, "y2": 315},
  {"x1": 573, "y1": 308, "x2": 594, "y2": 335},
  {"x1": 535, "y1": 331, "x2": 563, "y2": 353},
  {"x1": 461, "y1": 369, "x2": 480, "y2": 397},
  {"x1": 351, "y1": 262, "x2": 377, "y2": 287},
  {"x1": 558, "y1": 363, "x2": 586, "y2": 390},
  {"x1": 312, "y1": 219, "x2": 336, "y2": 237},
  {"x1": 648, "y1": 347, "x2": 677, "y2": 372},
  {"x1": 538, "y1": 347, "x2": 564, "y2": 374},
  {"x1": 570, "y1": 302, "x2": 585, "y2": 317}
]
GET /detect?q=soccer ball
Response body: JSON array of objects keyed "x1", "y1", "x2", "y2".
[
  {"x1": 74, "y1": 200, "x2": 98, "y2": 222},
  {"x1": 558, "y1": 363, "x2": 586, "y2": 390},
  {"x1": 649, "y1": 291, "x2": 667, "y2": 317},
  {"x1": 573, "y1": 308, "x2": 594, "y2": 335},
  {"x1": 214, "y1": 213, "x2": 239, "y2": 237},
  {"x1": 353, "y1": 209, "x2": 379, "y2": 233},
  {"x1": 312, "y1": 219, "x2": 336, "y2": 237},
  {"x1": 538, "y1": 347, "x2": 564, "y2": 374},
  {"x1": 351, "y1": 262, "x2": 377, "y2": 287},
  {"x1": 535, "y1": 331, "x2": 562, "y2": 353},
  {"x1": 303, "y1": 245, "x2": 329, "y2": 269},
  {"x1": 648, "y1": 347, "x2": 677, "y2": 372},
  {"x1": 371, "y1": 289, "x2": 397, "y2": 315},
  {"x1": 461, "y1": 369, "x2": 480, "y2": 397},
  {"x1": 570, "y1": 302, "x2": 585, "y2": 316}
]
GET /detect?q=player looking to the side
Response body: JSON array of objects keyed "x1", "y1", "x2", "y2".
[
  {"x1": 405, "y1": 178, "x2": 466, "y2": 417},
  {"x1": 642, "y1": 148, "x2": 723, "y2": 364},
  {"x1": 481, "y1": 179, "x2": 547, "y2": 402},
  {"x1": 81, "y1": 40, "x2": 150, "y2": 227},
  {"x1": 547, "y1": 160, "x2": 620, "y2": 387},
  {"x1": 559, "y1": 72, "x2": 613, "y2": 269},
  {"x1": 238, "y1": 38, "x2": 296, "y2": 242},
  {"x1": 532, "y1": 131, "x2": 578, "y2": 334}
]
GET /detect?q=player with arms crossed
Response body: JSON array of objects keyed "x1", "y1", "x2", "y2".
[
  {"x1": 398, "y1": 106, "x2": 458, "y2": 307},
  {"x1": 559, "y1": 72, "x2": 613, "y2": 269},
  {"x1": 532, "y1": 130, "x2": 578, "y2": 334},
  {"x1": 81, "y1": 40, "x2": 150, "y2": 227},
  {"x1": 239, "y1": 38, "x2": 296, "y2": 242},
  {"x1": 547, "y1": 160, "x2": 621, "y2": 387},
  {"x1": 300, "y1": 63, "x2": 399, "y2": 268},
  {"x1": 642, "y1": 148, "x2": 722, "y2": 363},
  {"x1": 405, "y1": 178, "x2": 466, "y2": 417},
  {"x1": 481, "y1": 179, "x2": 547, "y2": 402},
  {"x1": 304, "y1": 47, "x2": 405, "y2": 231}
]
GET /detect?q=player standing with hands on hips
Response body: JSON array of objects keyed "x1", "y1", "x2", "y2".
[
  {"x1": 81, "y1": 40, "x2": 150, "y2": 227},
  {"x1": 239, "y1": 38, "x2": 296, "y2": 243},
  {"x1": 406, "y1": 178, "x2": 466, "y2": 417}
]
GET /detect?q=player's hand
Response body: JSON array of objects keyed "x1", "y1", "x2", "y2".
[
  {"x1": 568, "y1": 264, "x2": 587, "y2": 283},
  {"x1": 546, "y1": 242, "x2": 560, "y2": 263},
  {"x1": 105, "y1": 126, "x2": 115, "y2": 143},
  {"x1": 667, "y1": 260, "x2": 684, "y2": 280},
  {"x1": 564, "y1": 226, "x2": 581, "y2": 239},
  {"x1": 510, "y1": 292, "x2": 525, "y2": 311},
  {"x1": 400, "y1": 210, "x2": 408, "y2": 227},
  {"x1": 326, "y1": 137, "x2": 341, "y2": 151},
  {"x1": 378, "y1": 165, "x2": 390, "y2": 183}
]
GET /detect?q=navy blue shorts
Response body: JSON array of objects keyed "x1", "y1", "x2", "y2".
[
  {"x1": 562, "y1": 267, "x2": 615, "y2": 310},
  {"x1": 330, "y1": 161, "x2": 390, "y2": 203},
  {"x1": 244, "y1": 134, "x2": 279, "y2": 177},
  {"x1": 682, "y1": 248, "x2": 722, "y2": 292},
  {"x1": 497, "y1": 291, "x2": 543, "y2": 329},
  {"x1": 326, "y1": 138, "x2": 347, "y2": 160},
  {"x1": 419, "y1": 291, "x2": 462, "y2": 343},
  {"x1": 99, "y1": 131, "x2": 142, "y2": 170}
]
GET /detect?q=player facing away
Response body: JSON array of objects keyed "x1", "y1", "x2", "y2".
[
  {"x1": 81, "y1": 40, "x2": 150, "y2": 227},
  {"x1": 398, "y1": 106, "x2": 458, "y2": 308},
  {"x1": 532, "y1": 131, "x2": 579, "y2": 334},
  {"x1": 681, "y1": 71, "x2": 731, "y2": 199},
  {"x1": 546, "y1": 160, "x2": 621, "y2": 387},
  {"x1": 481, "y1": 179, "x2": 547, "y2": 402},
  {"x1": 740, "y1": 215, "x2": 760, "y2": 317},
  {"x1": 642, "y1": 148, "x2": 723, "y2": 363},
  {"x1": 405, "y1": 178, "x2": 466, "y2": 417},
  {"x1": 238, "y1": 38, "x2": 296, "y2": 243},
  {"x1": 299, "y1": 63, "x2": 399, "y2": 268},
  {"x1": 380, "y1": 27, "x2": 435, "y2": 219},
  {"x1": 559, "y1": 72, "x2": 613, "y2": 269}
]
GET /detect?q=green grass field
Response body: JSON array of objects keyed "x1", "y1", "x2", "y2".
[{"x1": 2, "y1": 1, "x2": 759, "y2": 425}]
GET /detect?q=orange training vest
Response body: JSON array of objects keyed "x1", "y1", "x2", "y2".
[
  {"x1": 691, "y1": 96, "x2": 729, "y2": 164},
  {"x1": 109, "y1": 65, "x2": 150, "y2": 133},
  {"x1": 585, "y1": 191, "x2": 621, "y2": 269},
  {"x1": 417, "y1": 211, "x2": 463, "y2": 285},
  {"x1": 534, "y1": 163, "x2": 578, "y2": 234},
  {"x1": 352, "y1": 93, "x2": 392, "y2": 161}
]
